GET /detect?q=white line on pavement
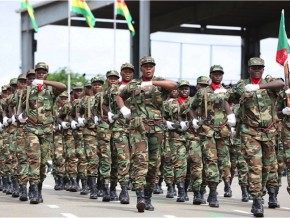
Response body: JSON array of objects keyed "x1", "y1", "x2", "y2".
[
  {"x1": 46, "y1": 205, "x2": 59, "y2": 208},
  {"x1": 233, "y1": 210, "x2": 251, "y2": 214},
  {"x1": 61, "y1": 213, "x2": 78, "y2": 218},
  {"x1": 280, "y1": 207, "x2": 290, "y2": 210},
  {"x1": 164, "y1": 215, "x2": 178, "y2": 218}
]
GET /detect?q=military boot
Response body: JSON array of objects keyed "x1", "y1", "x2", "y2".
[
  {"x1": 5, "y1": 176, "x2": 12, "y2": 195},
  {"x1": 224, "y1": 182, "x2": 232, "y2": 197},
  {"x1": 80, "y1": 178, "x2": 89, "y2": 195},
  {"x1": 184, "y1": 182, "x2": 189, "y2": 201},
  {"x1": 166, "y1": 184, "x2": 174, "y2": 198},
  {"x1": 96, "y1": 178, "x2": 104, "y2": 197},
  {"x1": 251, "y1": 197, "x2": 264, "y2": 217},
  {"x1": 110, "y1": 183, "x2": 119, "y2": 201},
  {"x1": 207, "y1": 186, "x2": 219, "y2": 207},
  {"x1": 119, "y1": 185, "x2": 130, "y2": 204},
  {"x1": 193, "y1": 191, "x2": 202, "y2": 205},
  {"x1": 70, "y1": 177, "x2": 78, "y2": 192},
  {"x1": 2, "y1": 177, "x2": 8, "y2": 193},
  {"x1": 0, "y1": 176, "x2": 3, "y2": 191},
  {"x1": 38, "y1": 182, "x2": 43, "y2": 203},
  {"x1": 176, "y1": 182, "x2": 185, "y2": 202},
  {"x1": 275, "y1": 187, "x2": 280, "y2": 208},
  {"x1": 153, "y1": 183, "x2": 161, "y2": 194},
  {"x1": 29, "y1": 184, "x2": 39, "y2": 204},
  {"x1": 88, "y1": 177, "x2": 98, "y2": 199},
  {"x1": 19, "y1": 184, "x2": 28, "y2": 201},
  {"x1": 136, "y1": 189, "x2": 146, "y2": 212},
  {"x1": 267, "y1": 187, "x2": 278, "y2": 208},
  {"x1": 64, "y1": 177, "x2": 71, "y2": 191},
  {"x1": 56, "y1": 176, "x2": 64, "y2": 191},
  {"x1": 54, "y1": 176, "x2": 59, "y2": 190},
  {"x1": 11, "y1": 178, "x2": 20, "y2": 197},
  {"x1": 102, "y1": 184, "x2": 111, "y2": 202},
  {"x1": 144, "y1": 189, "x2": 154, "y2": 211},
  {"x1": 200, "y1": 190, "x2": 207, "y2": 204},
  {"x1": 241, "y1": 186, "x2": 249, "y2": 202}
]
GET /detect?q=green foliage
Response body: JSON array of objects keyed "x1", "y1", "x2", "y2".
[{"x1": 47, "y1": 67, "x2": 87, "y2": 90}]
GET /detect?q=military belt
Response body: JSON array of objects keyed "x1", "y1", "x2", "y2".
[
  {"x1": 143, "y1": 119, "x2": 163, "y2": 126},
  {"x1": 250, "y1": 122, "x2": 275, "y2": 133}
]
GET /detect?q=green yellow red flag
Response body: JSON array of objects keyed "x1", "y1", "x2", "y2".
[
  {"x1": 21, "y1": 0, "x2": 39, "y2": 32},
  {"x1": 116, "y1": 0, "x2": 135, "y2": 36},
  {"x1": 72, "y1": 0, "x2": 96, "y2": 28}
]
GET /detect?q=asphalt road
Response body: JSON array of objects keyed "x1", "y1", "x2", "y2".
[{"x1": 0, "y1": 175, "x2": 289, "y2": 218}]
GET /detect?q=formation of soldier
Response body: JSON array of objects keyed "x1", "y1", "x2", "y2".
[{"x1": 0, "y1": 56, "x2": 289, "y2": 217}]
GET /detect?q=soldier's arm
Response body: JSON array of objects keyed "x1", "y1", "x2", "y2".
[
  {"x1": 259, "y1": 78, "x2": 284, "y2": 91},
  {"x1": 224, "y1": 100, "x2": 234, "y2": 115},
  {"x1": 152, "y1": 80, "x2": 177, "y2": 91},
  {"x1": 44, "y1": 80, "x2": 66, "y2": 92}
]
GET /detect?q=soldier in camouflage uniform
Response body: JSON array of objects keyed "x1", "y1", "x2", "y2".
[
  {"x1": 116, "y1": 56, "x2": 177, "y2": 212},
  {"x1": 26, "y1": 69, "x2": 36, "y2": 85},
  {"x1": 107, "y1": 63, "x2": 134, "y2": 204},
  {"x1": 191, "y1": 65, "x2": 235, "y2": 208},
  {"x1": 79, "y1": 77, "x2": 103, "y2": 199},
  {"x1": 226, "y1": 57, "x2": 283, "y2": 217},
  {"x1": 19, "y1": 62, "x2": 66, "y2": 204},
  {"x1": 163, "y1": 80, "x2": 191, "y2": 203},
  {"x1": 59, "y1": 82, "x2": 82, "y2": 193}
]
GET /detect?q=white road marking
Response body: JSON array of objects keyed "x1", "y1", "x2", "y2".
[
  {"x1": 61, "y1": 213, "x2": 78, "y2": 218},
  {"x1": 280, "y1": 207, "x2": 290, "y2": 210},
  {"x1": 234, "y1": 210, "x2": 251, "y2": 214},
  {"x1": 164, "y1": 215, "x2": 178, "y2": 218},
  {"x1": 47, "y1": 205, "x2": 59, "y2": 208}
]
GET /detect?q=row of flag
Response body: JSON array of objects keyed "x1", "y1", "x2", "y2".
[{"x1": 21, "y1": 0, "x2": 135, "y2": 36}]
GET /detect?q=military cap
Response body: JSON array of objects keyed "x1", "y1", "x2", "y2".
[
  {"x1": 72, "y1": 82, "x2": 84, "y2": 90},
  {"x1": 1, "y1": 85, "x2": 8, "y2": 91},
  {"x1": 139, "y1": 56, "x2": 156, "y2": 66},
  {"x1": 197, "y1": 76, "x2": 210, "y2": 85},
  {"x1": 84, "y1": 81, "x2": 92, "y2": 87},
  {"x1": 59, "y1": 91, "x2": 68, "y2": 98},
  {"x1": 35, "y1": 62, "x2": 49, "y2": 71},
  {"x1": 248, "y1": 57, "x2": 265, "y2": 67},
  {"x1": 210, "y1": 65, "x2": 224, "y2": 74},
  {"x1": 178, "y1": 80, "x2": 190, "y2": 88},
  {"x1": 26, "y1": 69, "x2": 36, "y2": 76},
  {"x1": 10, "y1": 78, "x2": 18, "y2": 85},
  {"x1": 18, "y1": 73, "x2": 27, "y2": 80},
  {"x1": 91, "y1": 76, "x2": 104, "y2": 83},
  {"x1": 121, "y1": 63, "x2": 134, "y2": 72},
  {"x1": 106, "y1": 70, "x2": 120, "y2": 79}
]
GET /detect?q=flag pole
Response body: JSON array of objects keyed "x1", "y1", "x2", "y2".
[
  {"x1": 113, "y1": 0, "x2": 117, "y2": 70},
  {"x1": 67, "y1": 0, "x2": 72, "y2": 101}
]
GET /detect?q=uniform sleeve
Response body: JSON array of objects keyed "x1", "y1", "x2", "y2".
[
  {"x1": 225, "y1": 80, "x2": 243, "y2": 104},
  {"x1": 191, "y1": 90, "x2": 203, "y2": 110}
]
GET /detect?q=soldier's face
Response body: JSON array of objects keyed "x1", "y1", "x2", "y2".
[
  {"x1": 85, "y1": 86, "x2": 93, "y2": 96},
  {"x1": 92, "y1": 81, "x2": 103, "y2": 94},
  {"x1": 178, "y1": 86, "x2": 190, "y2": 98},
  {"x1": 107, "y1": 76, "x2": 119, "y2": 86},
  {"x1": 36, "y1": 69, "x2": 48, "y2": 80},
  {"x1": 210, "y1": 71, "x2": 223, "y2": 84},
  {"x1": 73, "y1": 89, "x2": 83, "y2": 99},
  {"x1": 27, "y1": 74, "x2": 36, "y2": 85},
  {"x1": 121, "y1": 69, "x2": 133, "y2": 82},
  {"x1": 196, "y1": 84, "x2": 208, "y2": 91},
  {"x1": 170, "y1": 89, "x2": 178, "y2": 98},
  {"x1": 248, "y1": 65, "x2": 264, "y2": 79},
  {"x1": 1, "y1": 91, "x2": 8, "y2": 98},
  {"x1": 17, "y1": 80, "x2": 27, "y2": 90},
  {"x1": 141, "y1": 64, "x2": 155, "y2": 79},
  {"x1": 60, "y1": 96, "x2": 68, "y2": 105}
]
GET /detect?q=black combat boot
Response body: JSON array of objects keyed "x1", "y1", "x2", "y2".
[
  {"x1": 166, "y1": 184, "x2": 174, "y2": 198},
  {"x1": 275, "y1": 187, "x2": 280, "y2": 208},
  {"x1": 80, "y1": 178, "x2": 89, "y2": 195},
  {"x1": 136, "y1": 189, "x2": 146, "y2": 212},
  {"x1": 38, "y1": 182, "x2": 43, "y2": 203},
  {"x1": 5, "y1": 176, "x2": 13, "y2": 195},
  {"x1": 2, "y1": 177, "x2": 8, "y2": 193},
  {"x1": 184, "y1": 182, "x2": 189, "y2": 201},
  {"x1": 193, "y1": 191, "x2": 202, "y2": 205},
  {"x1": 241, "y1": 186, "x2": 249, "y2": 202},
  {"x1": 11, "y1": 178, "x2": 20, "y2": 197},
  {"x1": 54, "y1": 176, "x2": 59, "y2": 190},
  {"x1": 110, "y1": 182, "x2": 119, "y2": 201},
  {"x1": 102, "y1": 184, "x2": 111, "y2": 202},
  {"x1": 29, "y1": 184, "x2": 39, "y2": 204},
  {"x1": 64, "y1": 177, "x2": 71, "y2": 191},
  {"x1": 19, "y1": 184, "x2": 28, "y2": 201},
  {"x1": 119, "y1": 185, "x2": 130, "y2": 204},
  {"x1": 144, "y1": 189, "x2": 154, "y2": 211},
  {"x1": 0, "y1": 176, "x2": 3, "y2": 191},
  {"x1": 251, "y1": 197, "x2": 264, "y2": 217},
  {"x1": 200, "y1": 190, "x2": 207, "y2": 204},
  {"x1": 207, "y1": 186, "x2": 219, "y2": 207},
  {"x1": 153, "y1": 183, "x2": 161, "y2": 194},
  {"x1": 96, "y1": 178, "x2": 104, "y2": 197},
  {"x1": 176, "y1": 182, "x2": 185, "y2": 202},
  {"x1": 56, "y1": 176, "x2": 64, "y2": 191},
  {"x1": 173, "y1": 183, "x2": 177, "y2": 196},
  {"x1": 267, "y1": 187, "x2": 278, "y2": 208},
  {"x1": 187, "y1": 182, "x2": 193, "y2": 192},
  {"x1": 88, "y1": 177, "x2": 98, "y2": 199},
  {"x1": 224, "y1": 182, "x2": 232, "y2": 197},
  {"x1": 70, "y1": 177, "x2": 78, "y2": 192}
]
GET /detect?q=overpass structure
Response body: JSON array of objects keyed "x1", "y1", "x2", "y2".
[{"x1": 20, "y1": 0, "x2": 290, "y2": 78}]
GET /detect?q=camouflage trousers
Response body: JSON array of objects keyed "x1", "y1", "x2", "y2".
[
  {"x1": 241, "y1": 133, "x2": 278, "y2": 197},
  {"x1": 83, "y1": 129, "x2": 99, "y2": 177},
  {"x1": 9, "y1": 127, "x2": 18, "y2": 178},
  {"x1": 25, "y1": 125, "x2": 53, "y2": 184},
  {"x1": 15, "y1": 126, "x2": 29, "y2": 185},
  {"x1": 162, "y1": 131, "x2": 174, "y2": 185},
  {"x1": 110, "y1": 131, "x2": 131, "y2": 186},
  {"x1": 129, "y1": 129, "x2": 163, "y2": 191},
  {"x1": 73, "y1": 129, "x2": 87, "y2": 179},
  {"x1": 168, "y1": 131, "x2": 187, "y2": 184},
  {"x1": 63, "y1": 129, "x2": 78, "y2": 177},
  {"x1": 233, "y1": 137, "x2": 249, "y2": 187},
  {"x1": 0, "y1": 134, "x2": 4, "y2": 176},
  {"x1": 2, "y1": 131, "x2": 12, "y2": 176},
  {"x1": 53, "y1": 131, "x2": 66, "y2": 177},
  {"x1": 97, "y1": 128, "x2": 111, "y2": 184},
  {"x1": 201, "y1": 135, "x2": 231, "y2": 187},
  {"x1": 185, "y1": 133, "x2": 202, "y2": 192},
  {"x1": 275, "y1": 137, "x2": 285, "y2": 187},
  {"x1": 281, "y1": 125, "x2": 290, "y2": 194}
]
